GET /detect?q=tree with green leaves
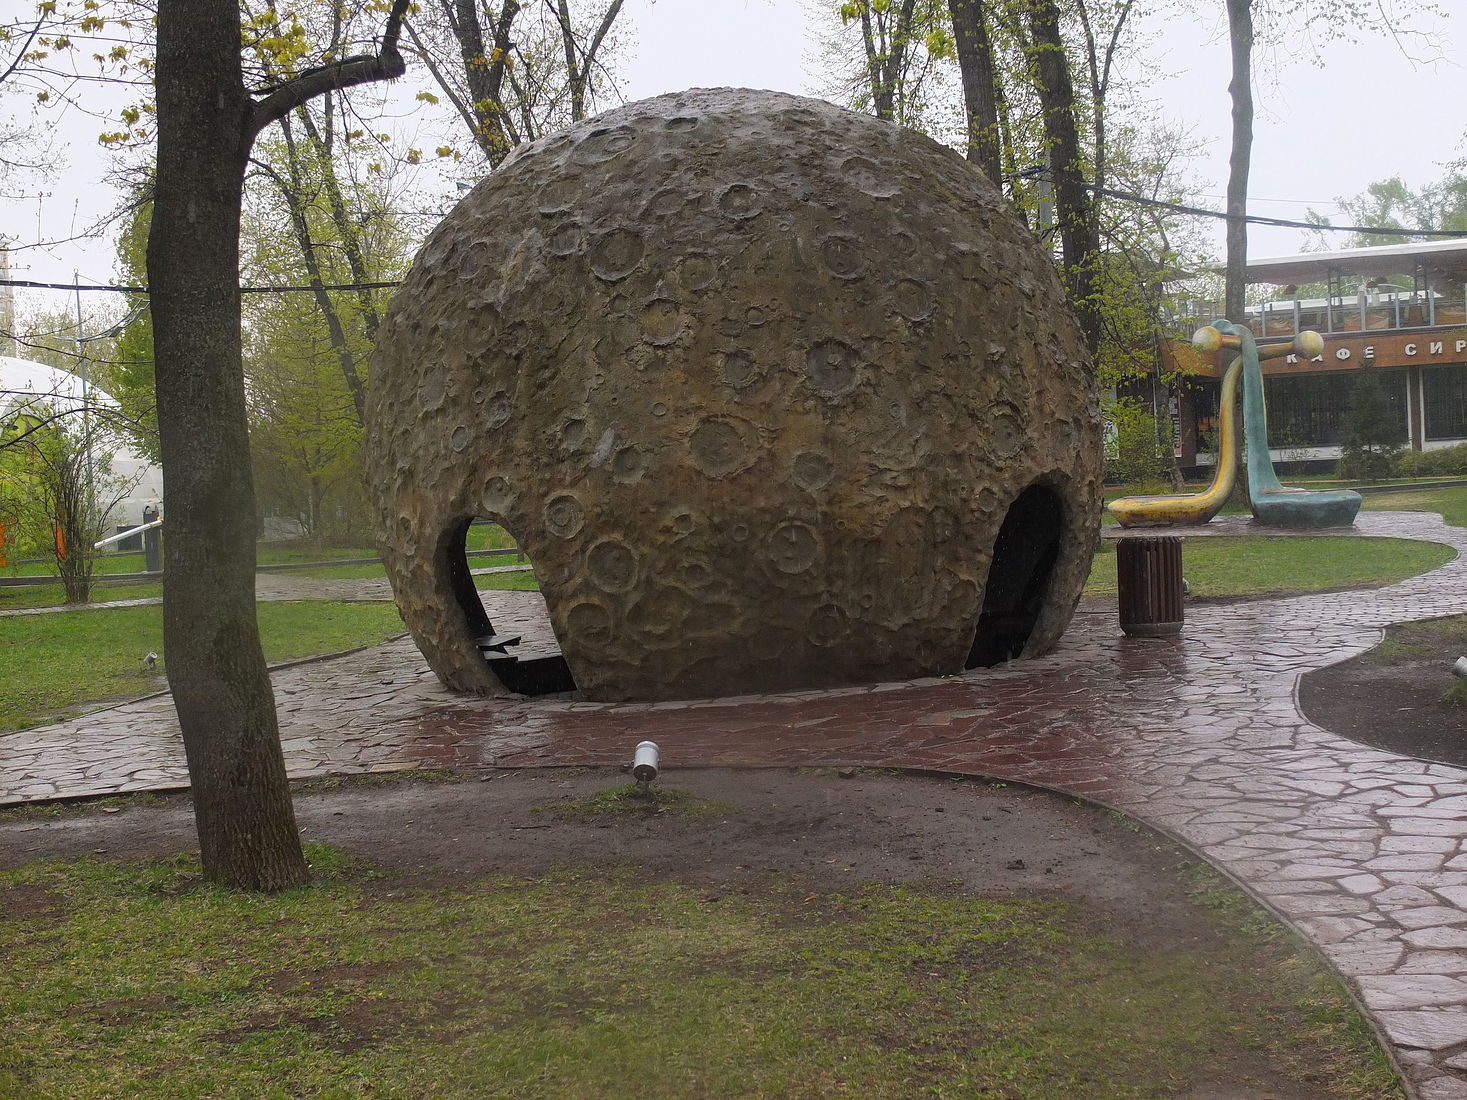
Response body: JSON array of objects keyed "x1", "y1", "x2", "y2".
[
  {"x1": 813, "y1": 0, "x2": 962, "y2": 139},
  {"x1": 820, "y1": 0, "x2": 1201, "y2": 388},
  {"x1": 109, "y1": 196, "x2": 159, "y2": 463},
  {"x1": 240, "y1": 158, "x2": 409, "y2": 542},
  {"x1": 0, "y1": 392, "x2": 138, "y2": 602},
  {"x1": 1308, "y1": 172, "x2": 1467, "y2": 248}
]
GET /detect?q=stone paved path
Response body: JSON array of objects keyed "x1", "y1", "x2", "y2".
[{"x1": 5, "y1": 510, "x2": 1467, "y2": 1097}]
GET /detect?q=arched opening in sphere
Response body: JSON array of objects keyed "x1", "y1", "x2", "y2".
[
  {"x1": 966, "y1": 484, "x2": 1065, "y2": 669},
  {"x1": 443, "y1": 517, "x2": 577, "y2": 696}
]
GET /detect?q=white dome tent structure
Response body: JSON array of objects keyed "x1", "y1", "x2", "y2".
[{"x1": 0, "y1": 354, "x2": 164, "y2": 543}]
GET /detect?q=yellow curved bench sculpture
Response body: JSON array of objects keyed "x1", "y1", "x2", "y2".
[{"x1": 1108, "y1": 329, "x2": 1325, "y2": 528}]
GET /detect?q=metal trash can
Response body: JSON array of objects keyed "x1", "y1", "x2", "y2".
[{"x1": 1116, "y1": 536, "x2": 1183, "y2": 637}]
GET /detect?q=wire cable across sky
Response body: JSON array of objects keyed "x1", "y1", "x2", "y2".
[{"x1": 2, "y1": 186, "x2": 1462, "y2": 295}]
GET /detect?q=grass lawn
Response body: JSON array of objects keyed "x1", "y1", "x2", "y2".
[
  {"x1": 473, "y1": 568, "x2": 539, "y2": 591},
  {"x1": 0, "y1": 582, "x2": 164, "y2": 612},
  {"x1": 0, "y1": 849, "x2": 1400, "y2": 1099},
  {"x1": 0, "y1": 523, "x2": 533, "y2": 606},
  {"x1": 1363, "y1": 485, "x2": 1467, "y2": 528},
  {"x1": 0, "y1": 601, "x2": 406, "y2": 733},
  {"x1": 1, "y1": 551, "x2": 152, "y2": 578},
  {"x1": 2, "y1": 523, "x2": 517, "y2": 579},
  {"x1": 1086, "y1": 536, "x2": 1454, "y2": 600}
]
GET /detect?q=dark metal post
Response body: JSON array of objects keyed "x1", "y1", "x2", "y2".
[{"x1": 142, "y1": 506, "x2": 162, "y2": 573}]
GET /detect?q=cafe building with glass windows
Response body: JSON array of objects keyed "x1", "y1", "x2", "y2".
[{"x1": 1165, "y1": 237, "x2": 1467, "y2": 472}]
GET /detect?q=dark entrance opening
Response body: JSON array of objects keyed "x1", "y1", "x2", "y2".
[
  {"x1": 966, "y1": 485, "x2": 1064, "y2": 669},
  {"x1": 446, "y1": 517, "x2": 577, "y2": 696}
]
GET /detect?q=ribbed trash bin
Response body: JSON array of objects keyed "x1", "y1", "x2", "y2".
[{"x1": 1116, "y1": 536, "x2": 1183, "y2": 637}]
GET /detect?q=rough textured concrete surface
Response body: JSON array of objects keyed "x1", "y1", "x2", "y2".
[{"x1": 365, "y1": 88, "x2": 1102, "y2": 703}]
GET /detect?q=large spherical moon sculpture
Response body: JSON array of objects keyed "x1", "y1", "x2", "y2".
[{"x1": 366, "y1": 88, "x2": 1102, "y2": 703}]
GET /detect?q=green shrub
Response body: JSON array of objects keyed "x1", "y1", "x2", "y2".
[
  {"x1": 1338, "y1": 448, "x2": 1398, "y2": 481},
  {"x1": 1337, "y1": 371, "x2": 1405, "y2": 482},
  {"x1": 1396, "y1": 443, "x2": 1467, "y2": 479},
  {"x1": 1105, "y1": 398, "x2": 1176, "y2": 486}
]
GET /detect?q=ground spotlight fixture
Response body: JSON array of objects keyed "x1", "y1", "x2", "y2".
[
  {"x1": 1454, "y1": 657, "x2": 1467, "y2": 681},
  {"x1": 632, "y1": 741, "x2": 660, "y2": 794}
]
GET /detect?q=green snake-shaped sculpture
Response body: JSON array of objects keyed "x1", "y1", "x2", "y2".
[{"x1": 1110, "y1": 320, "x2": 1361, "y2": 528}]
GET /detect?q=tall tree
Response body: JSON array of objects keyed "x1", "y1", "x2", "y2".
[
  {"x1": 1223, "y1": 0, "x2": 1252, "y2": 322},
  {"x1": 821, "y1": 0, "x2": 1191, "y2": 370},
  {"x1": 1023, "y1": 0, "x2": 1101, "y2": 355},
  {"x1": 240, "y1": 138, "x2": 411, "y2": 543},
  {"x1": 254, "y1": 120, "x2": 370, "y2": 424},
  {"x1": 148, "y1": 0, "x2": 410, "y2": 892},
  {"x1": 946, "y1": 0, "x2": 1001, "y2": 182},
  {"x1": 852, "y1": 0, "x2": 920, "y2": 121},
  {"x1": 550, "y1": 0, "x2": 624, "y2": 124},
  {"x1": 1221, "y1": 0, "x2": 1443, "y2": 317}
]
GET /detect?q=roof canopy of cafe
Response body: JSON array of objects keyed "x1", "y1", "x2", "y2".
[{"x1": 1246, "y1": 237, "x2": 1467, "y2": 286}]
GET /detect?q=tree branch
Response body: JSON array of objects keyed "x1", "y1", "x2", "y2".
[
  {"x1": 0, "y1": 16, "x2": 44, "y2": 85},
  {"x1": 403, "y1": 21, "x2": 482, "y2": 143},
  {"x1": 586, "y1": 0, "x2": 625, "y2": 68},
  {"x1": 248, "y1": 0, "x2": 411, "y2": 139}
]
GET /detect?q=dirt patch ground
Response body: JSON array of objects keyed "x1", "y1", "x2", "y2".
[
  {"x1": 2, "y1": 767, "x2": 1399, "y2": 1099},
  {"x1": 4, "y1": 769, "x2": 1188, "y2": 907},
  {"x1": 1301, "y1": 615, "x2": 1467, "y2": 766}
]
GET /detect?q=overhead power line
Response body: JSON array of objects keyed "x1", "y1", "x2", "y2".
[
  {"x1": 1089, "y1": 184, "x2": 1467, "y2": 239},
  {"x1": 4, "y1": 187, "x2": 1464, "y2": 298},
  {"x1": 1009, "y1": 166, "x2": 1467, "y2": 239},
  {"x1": 0, "y1": 279, "x2": 399, "y2": 294}
]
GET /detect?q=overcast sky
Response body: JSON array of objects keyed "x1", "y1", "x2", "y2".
[{"x1": 3, "y1": 0, "x2": 1462, "y2": 306}]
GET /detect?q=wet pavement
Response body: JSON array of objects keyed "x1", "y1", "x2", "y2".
[{"x1": 5, "y1": 510, "x2": 1467, "y2": 1096}]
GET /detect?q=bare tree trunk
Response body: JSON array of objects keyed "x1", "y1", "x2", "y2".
[
  {"x1": 150, "y1": 0, "x2": 308, "y2": 892},
  {"x1": 857, "y1": 0, "x2": 919, "y2": 122},
  {"x1": 1225, "y1": 0, "x2": 1253, "y2": 321},
  {"x1": 947, "y1": 0, "x2": 1002, "y2": 184},
  {"x1": 552, "y1": 0, "x2": 625, "y2": 122},
  {"x1": 1073, "y1": 0, "x2": 1133, "y2": 203},
  {"x1": 1025, "y1": 0, "x2": 1101, "y2": 357},
  {"x1": 442, "y1": 0, "x2": 520, "y2": 164}
]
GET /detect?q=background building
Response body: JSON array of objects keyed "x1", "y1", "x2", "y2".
[{"x1": 1165, "y1": 238, "x2": 1467, "y2": 472}]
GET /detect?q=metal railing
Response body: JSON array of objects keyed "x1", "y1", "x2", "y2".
[{"x1": 1176, "y1": 286, "x2": 1467, "y2": 338}]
